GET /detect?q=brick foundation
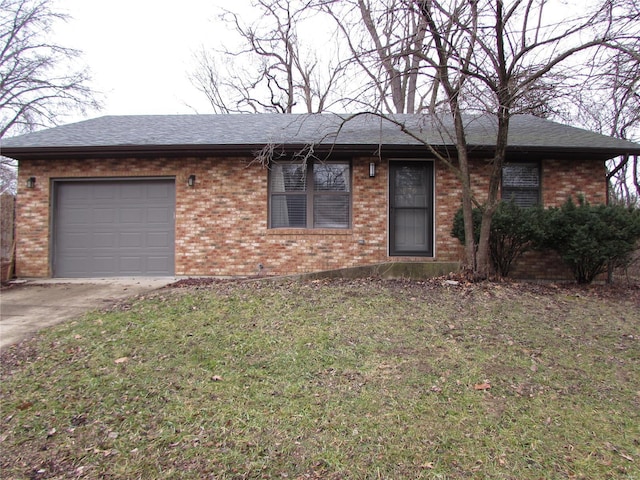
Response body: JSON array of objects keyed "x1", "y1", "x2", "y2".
[{"x1": 15, "y1": 155, "x2": 605, "y2": 279}]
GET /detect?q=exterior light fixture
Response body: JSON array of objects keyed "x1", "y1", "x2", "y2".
[
  {"x1": 26, "y1": 176, "x2": 36, "y2": 188},
  {"x1": 187, "y1": 174, "x2": 196, "y2": 187},
  {"x1": 369, "y1": 162, "x2": 376, "y2": 178}
]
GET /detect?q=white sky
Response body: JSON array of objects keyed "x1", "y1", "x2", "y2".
[{"x1": 53, "y1": 0, "x2": 235, "y2": 120}]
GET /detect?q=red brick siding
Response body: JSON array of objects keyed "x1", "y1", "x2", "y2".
[
  {"x1": 15, "y1": 155, "x2": 605, "y2": 279},
  {"x1": 434, "y1": 161, "x2": 465, "y2": 262},
  {"x1": 15, "y1": 161, "x2": 51, "y2": 278},
  {"x1": 541, "y1": 159, "x2": 607, "y2": 206}
]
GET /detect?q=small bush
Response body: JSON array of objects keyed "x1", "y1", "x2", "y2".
[
  {"x1": 451, "y1": 202, "x2": 545, "y2": 277},
  {"x1": 451, "y1": 206, "x2": 482, "y2": 247},
  {"x1": 543, "y1": 197, "x2": 640, "y2": 284},
  {"x1": 490, "y1": 202, "x2": 547, "y2": 277}
]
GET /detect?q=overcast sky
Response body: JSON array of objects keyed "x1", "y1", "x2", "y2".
[{"x1": 53, "y1": 0, "x2": 234, "y2": 120}]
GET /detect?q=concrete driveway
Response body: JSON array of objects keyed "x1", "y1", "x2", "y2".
[{"x1": 0, "y1": 278, "x2": 178, "y2": 350}]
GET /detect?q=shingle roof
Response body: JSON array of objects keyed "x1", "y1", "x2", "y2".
[{"x1": 2, "y1": 113, "x2": 639, "y2": 159}]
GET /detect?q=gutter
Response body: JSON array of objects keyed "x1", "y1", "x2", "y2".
[{"x1": 2, "y1": 143, "x2": 638, "y2": 162}]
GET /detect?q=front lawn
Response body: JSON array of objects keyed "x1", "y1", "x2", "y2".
[{"x1": 1, "y1": 278, "x2": 639, "y2": 479}]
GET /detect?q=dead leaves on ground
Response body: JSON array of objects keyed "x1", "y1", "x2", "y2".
[{"x1": 473, "y1": 382, "x2": 492, "y2": 391}]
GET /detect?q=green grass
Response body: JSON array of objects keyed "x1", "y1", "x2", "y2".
[{"x1": 1, "y1": 278, "x2": 639, "y2": 479}]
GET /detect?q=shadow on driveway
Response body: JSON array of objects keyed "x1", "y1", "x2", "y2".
[{"x1": 0, "y1": 278, "x2": 178, "y2": 350}]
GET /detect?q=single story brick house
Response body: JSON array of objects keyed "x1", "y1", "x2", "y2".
[{"x1": 2, "y1": 113, "x2": 640, "y2": 280}]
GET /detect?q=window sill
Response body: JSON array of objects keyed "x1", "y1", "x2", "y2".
[{"x1": 266, "y1": 228, "x2": 353, "y2": 236}]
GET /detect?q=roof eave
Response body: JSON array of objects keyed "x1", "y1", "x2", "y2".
[
  {"x1": 2, "y1": 143, "x2": 638, "y2": 161},
  {"x1": 2, "y1": 143, "x2": 448, "y2": 160}
]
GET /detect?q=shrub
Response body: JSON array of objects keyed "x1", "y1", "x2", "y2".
[
  {"x1": 451, "y1": 206, "x2": 482, "y2": 247},
  {"x1": 543, "y1": 197, "x2": 640, "y2": 284},
  {"x1": 490, "y1": 202, "x2": 547, "y2": 277},
  {"x1": 451, "y1": 202, "x2": 546, "y2": 277}
]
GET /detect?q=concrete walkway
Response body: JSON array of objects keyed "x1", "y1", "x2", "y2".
[{"x1": 0, "y1": 277, "x2": 178, "y2": 350}]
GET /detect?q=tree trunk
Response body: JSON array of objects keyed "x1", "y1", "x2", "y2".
[
  {"x1": 453, "y1": 114, "x2": 476, "y2": 272},
  {"x1": 475, "y1": 0, "x2": 510, "y2": 280},
  {"x1": 476, "y1": 206, "x2": 495, "y2": 279},
  {"x1": 476, "y1": 109, "x2": 510, "y2": 278},
  {"x1": 461, "y1": 178, "x2": 477, "y2": 272}
]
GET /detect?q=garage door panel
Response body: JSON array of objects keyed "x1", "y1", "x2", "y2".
[
  {"x1": 147, "y1": 257, "x2": 172, "y2": 274},
  {"x1": 119, "y1": 232, "x2": 143, "y2": 248},
  {"x1": 59, "y1": 208, "x2": 93, "y2": 225},
  {"x1": 94, "y1": 208, "x2": 117, "y2": 223},
  {"x1": 93, "y1": 188, "x2": 117, "y2": 200},
  {"x1": 94, "y1": 235, "x2": 116, "y2": 248},
  {"x1": 62, "y1": 232, "x2": 91, "y2": 248},
  {"x1": 59, "y1": 256, "x2": 89, "y2": 273},
  {"x1": 120, "y1": 207, "x2": 145, "y2": 223},
  {"x1": 119, "y1": 183, "x2": 145, "y2": 200},
  {"x1": 148, "y1": 207, "x2": 172, "y2": 223},
  {"x1": 147, "y1": 232, "x2": 171, "y2": 248},
  {"x1": 62, "y1": 184, "x2": 92, "y2": 201},
  {"x1": 119, "y1": 257, "x2": 143, "y2": 274},
  {"x1": 93, "y1": 256, "x2": 118, "y2": 272},
  {"x1": 54, "y1": 180, "x2": 175, "y2": 277},
  {"x1": 148, "y1": 184, "x2": 173, "y2": 199}
]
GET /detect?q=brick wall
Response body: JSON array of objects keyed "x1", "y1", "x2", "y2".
[
  {"x1": 542, "y1": 159, "x2": 607, "y2": 206},
  {"x1": 15, "y1": 155, "x2": 605, "y2": 279}
]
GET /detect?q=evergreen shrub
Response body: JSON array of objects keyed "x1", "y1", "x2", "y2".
[
  {"x1": 451, "y1": 202, "x2": 546, "y2": 277},
  {"x1": 451, "y1": 198, "x2": 640, "y2": 283},
  {"x1": 543, "y1": 197, "x2": 640, "y2": 284}
]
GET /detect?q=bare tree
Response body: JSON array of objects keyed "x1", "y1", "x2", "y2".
[
  {"x1": 564, "y1": 2, "x2": 640, "y2": 206},
  {"x1": 0, "y1": 161, "x2": 16, "y2": 194},
  {"x1": 190, "y1": 0, "x2": 349, "y2": 113},
  {"x1": 393, "y1": 0, "x2": 624, "y2": 278},
  {"x1": 604, "y1": 51, "x2": 640, "y2": 204},
  {"x1": 1, "y1": 0, "x2": 99, "y2": 195},
  {"x1": 0, "y1": 0, "x2": 99, "y2": 138},
  {"x1": 321, "y1": 0, "x2": 437, "y2": 114}
]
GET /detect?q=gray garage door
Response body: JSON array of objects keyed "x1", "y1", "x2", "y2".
[{"x1": 53, "y1": 179, "x2": 175, "y2": 277}]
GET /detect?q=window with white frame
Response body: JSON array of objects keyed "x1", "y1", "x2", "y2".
[
  {"x1": 269, "y1": 161, "x2": 351, "y2": 229},
  {"x1": 501, "y1": 162, "x2": 541, "y2": 207}
]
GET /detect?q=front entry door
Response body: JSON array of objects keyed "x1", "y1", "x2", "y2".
[{"x1": 389, "y1": 161, "x2": 433, "y2": 256}]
